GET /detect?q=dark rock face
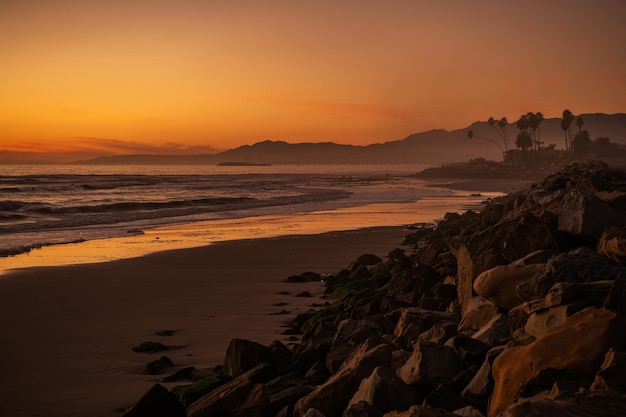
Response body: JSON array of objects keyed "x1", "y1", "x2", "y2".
[
  {"x1": 123, "y1": 384, "x2": 186, "y2": 417},
  {"x1": 124, "y1": 161, "x2": 626, "y2": 417},
  {"x1": 223, "y1": 338, "x2": 274, "y2": 378}
]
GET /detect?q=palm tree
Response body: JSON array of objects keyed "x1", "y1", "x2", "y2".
[
  {"x1": 516, "y1": 132, "x2": 533, "y2": 152},
  {"x1": 562, "y1": 109, "x2": 574, "y2": 151},
  {"x1": 467, "y1": 130, "x2": 504, "y2": 158},
  {"x1": 535, "y1": 111, "x2": 544, "y2": 162},
  {"x1": 488, "y1": 116, "x2": 509, "y2": 152},
  {"x1": 561, "y1": 109, "x2": 574, "y2": 150},
  {"x1": 576, "y1": 116, "x2": 584, "y2": 133},
  {"x1": 560, "y1": 118, "x2": 570, "y2": 151},
  {"x1": 498, "y1": 117, "x2": 510, "y2": 151},
  {"x1": 572, "y1": 129, "x2": 591, "y2": 156}
]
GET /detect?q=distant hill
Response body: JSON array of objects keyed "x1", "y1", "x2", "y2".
[{"x1": 4, "y1": 113, "x2": 625, "y2": 165}]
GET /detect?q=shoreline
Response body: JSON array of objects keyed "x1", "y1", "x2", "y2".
[
  {"x1": 0, "y1": 227, "x2": 410, "y2": 417},
  {"x1": 0, "y1": 176, "x2": 526, "y2": 416}
]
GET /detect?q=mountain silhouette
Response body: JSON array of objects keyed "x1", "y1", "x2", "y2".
[{"x1": 3, "y1": 113, "x2": 624, "y2": 165}]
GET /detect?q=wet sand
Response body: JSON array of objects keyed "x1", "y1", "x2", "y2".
[{"x1": 0, "y1": 227, "x2": 409, "y2": 417}]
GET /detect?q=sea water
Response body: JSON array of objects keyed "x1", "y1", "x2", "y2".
[{"x1": 0, "y1": 164, "x2": 499, "y2": 273}]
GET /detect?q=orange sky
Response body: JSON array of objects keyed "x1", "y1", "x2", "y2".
[{"x1": 1, "y1": 0, "x2": 625, "y2": 158}]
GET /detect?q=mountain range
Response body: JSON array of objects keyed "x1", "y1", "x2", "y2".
[{"x1": 2, "y1": 113, "x2": 625, "y2": 165}]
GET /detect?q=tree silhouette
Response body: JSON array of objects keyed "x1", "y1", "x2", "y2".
[
  {"x1": 572, "y1": 129, "x2": 591, "y2": 156},
  {"x1": 560, "y1": 118, "x2": 570, "y2": 151},
  {"x1": 576, "y1": 116, "x2": 584, "y2": 133},
  {"x1": 467, "y1": 129, "x2": 504, "y2": 158},
  {"x1": 498, "y1": 117, "x2": 511, "y2": 150},
  {"x1": 487, "y1": 116, "x2": 510, "y2": 152},
  {"x1": 516, "y1": 132, "x2": 533, "y2": 152},
  {"x1": 562, "y1": 109, "x2": 574, "y2": 151}
]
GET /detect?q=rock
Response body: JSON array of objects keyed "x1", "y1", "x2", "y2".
[
  {"x1": 327, "y1": 315, "x2": 394, "y2": 373},
  {"x1": 604, "y1": 276, "x2": 626, "y2": 314},
  {"x1": 496, "y1": 390, "x2": 626, "y2": 417},
  {"x1": 557, "y1": 187, "x2": 626, "y2": 243},
  {"x1": 489, "y1": 307, "x2": 626, "y2": 417},
  {"x1": 445, "y1": 335, "x2": 490, "y2": 373},
  {"x1": 516, "y1": 247, "x2": 626, "y2": 301},
  {"x1": 343, "y1": 401, "x2": 385, "y2": 417},
  {"x1": 460, "y1": 346, "x2": 505, "y2": 412},
  {"x1": 591, "y1": 348, "x2": 626, "y2": 392},
  {"x1": 416, "y1": 319, "x2": 458, "y2": 344},
  {"x1": 223, "y1": 338, "x2": 274, "y2": 377},
  {"x1": 515, "y1": 367, "x2": 594, "y2": 400},
  {"x1": 143, "y1": 355, "x2": 175, "y2": 375},
  {"x1": 458, "y1": 297, "x2": 499, "y2": 333},
  {"x1": 123, "y1": 383, "x2": 186, "y2": 417},
  {"x1": 187, "y1": 364, "x2": 273, "y2": 417},
  {"x1": 132, "y1": 341, "x2": 169, "y2": 353},
  {"x1": 348, "y1": 366, "x2": 418, "y2": 413},
  {"x1": 451, "y1": 406, "x2": 486, "y2": 417},
  {"x1": 473, "y1": 263, "x2": 545, "y2": 311},
  {"x1": 423, "y1": 383, "x2": 466, "y2": 411},
  {"x1": 381, "y1": 404, "x2": 458, "y2": 417},
  {"x1": 303, "y1": 408, "x2": 328, "y2": 417},
  {"x1": 171, "y1": 371, "x2": 231, "y2": 408},
  {"x1": 265, "y1": 372, "x2": 317, "y2": 414},
  {"x1": 393, "y1": 308, "x2": 459, "y2": 349},
  {"x1": 357, "y1": 253, "x2": 384, "y2": 266},
  {"x1": 384, "y1": 263, "x2": 441, "y2": 305},
  {"x1": 396, "y1": 341, "x2": 463, "y2": 390},
  {"x1": 506, "y1": 304, "x2": 529, "y2": 335},
  {"x1": 471, "y1": 313, "x2": 509, "y2": 347},
  {"x1": 293, "y1": 343, "x2": 393, "y2": 417},
  {"x1": 450, "y1": 212, "x2": 558, "y2": 312},
  {"x1": 297, "y1": 291, "x2": 313, "y2": 297},
  {"x1": 524, "y1": 302, "x2": 589, "y2": 338},
  {"x1": 162, "y1": 366, "x2": 196, "y2": 382},
  {"x1": 598, "y1": 226, "x2": 626, "y2": 263}
]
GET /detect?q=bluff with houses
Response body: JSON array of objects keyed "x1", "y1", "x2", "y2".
[{"x1": 124, "y1": 160, "x2": 626, "y2": 417}]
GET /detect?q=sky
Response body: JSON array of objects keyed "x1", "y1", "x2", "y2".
[{"x1": 1, "y1": 0, "x2": 625, "y2": 159}]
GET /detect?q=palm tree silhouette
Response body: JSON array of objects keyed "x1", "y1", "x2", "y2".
[
  {"x1": 576, "y1": 116, "x2": 584, "y2": 133},
  {"x1": 467, "y1": 130, "x2": 504, "y2": 159}
]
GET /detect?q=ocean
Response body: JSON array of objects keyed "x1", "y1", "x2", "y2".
[{"x1": 0, "y1": 164, "x2": 498, "y2": 273}]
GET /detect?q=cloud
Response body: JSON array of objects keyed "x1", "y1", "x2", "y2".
[{"x1": 73, "y1": 137, "x2": 218, "y2": 155}]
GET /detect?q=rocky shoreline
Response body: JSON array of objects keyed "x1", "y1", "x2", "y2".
[{"x1": 124, "y1": 160, "x2": 626, "y2": 417}]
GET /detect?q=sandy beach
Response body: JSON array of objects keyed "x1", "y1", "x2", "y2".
[{"x1": 0, "y1": 227, "x2": 410, "y2": 417}]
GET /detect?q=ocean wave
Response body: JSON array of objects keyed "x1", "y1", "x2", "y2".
[{"x1": 30, "y1": 196, "x2": 254, "y2": 214}]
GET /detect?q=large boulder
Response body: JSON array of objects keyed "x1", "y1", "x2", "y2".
[
  {"x1": 495, "y1": 390, "x2": 626, "y2": 417},
  {"x1": 223, "y1": 338, "x2": 274, "y2": 377},
  {"x1": 294, "y1": 343, "x2": 393, "y2": 417},
  {"x1": 450, "y1": 212, "x2": 558, "y2": 312},
  {"x1": 516, "y1": 247, "x2": 626, "y2": 301},
  {"x1": 489, "y1": 307, "x2": 626, "y2": 417},
  {"x1": 557, "y1": 187, "x2": 626, "y2": 243},
  {"x1": 473, "y1": 262, "x2": 546, "y2": 311}
]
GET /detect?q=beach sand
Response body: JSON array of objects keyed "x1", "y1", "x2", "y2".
[{"x1": 0, "y1": 227, "x2": 409, "y2": 417}]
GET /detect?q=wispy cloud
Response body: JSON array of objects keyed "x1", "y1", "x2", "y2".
[{"x1": 73, "y1": 137, "x2": 218, "y2": 155}]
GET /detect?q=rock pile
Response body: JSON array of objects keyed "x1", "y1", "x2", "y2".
[{"x1": 124, "y1": 160, "x2": 626, "y2": 417}]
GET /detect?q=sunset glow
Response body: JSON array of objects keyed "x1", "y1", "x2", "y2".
[{"x1": 1, "y1": 0, "x2": 625, "y2": 159}]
